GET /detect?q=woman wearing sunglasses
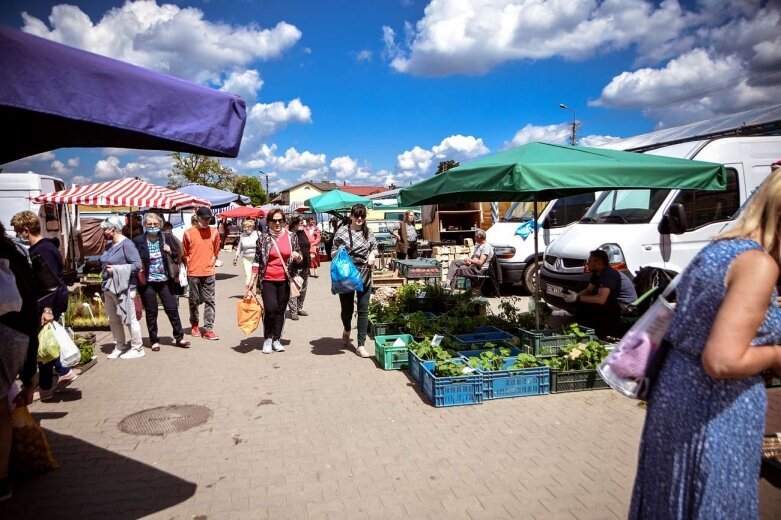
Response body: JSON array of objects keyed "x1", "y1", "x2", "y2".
[
  {"x1": 331, "y1": 204, "x2": 377, "y2": 357},
  {"x1": 248, "y1": 208, "x2": 303, "y2": 354}
]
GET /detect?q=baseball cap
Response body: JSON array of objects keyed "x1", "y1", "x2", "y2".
[{"x1": 195, "y1": 207, "x2": 212, "y2": 218}]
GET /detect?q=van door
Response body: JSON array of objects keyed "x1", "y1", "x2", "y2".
[{"x1": 662, "y1": 166, "x2": 741, "y2": 272}]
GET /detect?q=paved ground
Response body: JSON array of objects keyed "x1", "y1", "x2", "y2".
[{"x1": 2, "y1": 251, "x2": 779, "y2": 519}]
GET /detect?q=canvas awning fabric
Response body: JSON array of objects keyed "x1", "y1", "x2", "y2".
[
  {"x1": 177, "y1": 185, "x2": 250, "y2": 208},
  {"x1": 0, "y1": 25, "x2": 246, "y2": 164},
  {"x1": 305, "y1": 190, "x2": 373, "y2": 213},
  {"x1": 30, "y1": 178, "x2": 209, "y2": 209},
  {"x1": 215, "y1": 206, "x2": 265, "y2": 219},
  {"x1": 398, "y1": 142, "x2": 727, "y2": 206}
]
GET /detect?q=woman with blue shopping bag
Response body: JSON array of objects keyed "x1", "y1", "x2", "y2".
[{"x1": 331, "y1": 204, "x2": 377, "y2": 358}]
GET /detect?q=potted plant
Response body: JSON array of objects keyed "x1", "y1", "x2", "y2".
[{"x1": 541, "y1": 340, "x2": 610, "y2": 393}]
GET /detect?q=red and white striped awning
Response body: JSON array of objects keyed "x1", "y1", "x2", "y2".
[{"x1": 29, "y1": 178, "x2": 209, "y2": 209}]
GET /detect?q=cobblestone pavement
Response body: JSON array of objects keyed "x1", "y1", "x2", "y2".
[{"x1": 2, "y1": 251, "x2": 779, "y2": 519}]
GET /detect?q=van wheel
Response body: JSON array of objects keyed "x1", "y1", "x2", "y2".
[{"x1": 522, "y1": 260, "x2": 540, "y2": 295}]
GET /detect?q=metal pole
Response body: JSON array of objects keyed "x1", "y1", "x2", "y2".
[
  {"x1": 570, "y1": 115, "x2": 576, "y2": 146},
  {"x1": 533, "y1": 194, "x2": 541, "y2": 329}
]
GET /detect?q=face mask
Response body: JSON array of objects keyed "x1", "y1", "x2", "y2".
[
  {"x1": 146, "y1": 228, "x2": 160, "y2": 235},
  {"x1": 16, "y1": 235, "x2": 29, "y2": 247}
]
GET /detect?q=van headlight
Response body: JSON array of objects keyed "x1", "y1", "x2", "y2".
[
  {"x1": 493, "y1": 246, "x2": 516, "y2": 259},
  {"x1": 598, "y1": 243, "x2": 627, "y2": 270}
]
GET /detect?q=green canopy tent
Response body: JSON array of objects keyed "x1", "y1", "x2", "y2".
[
  {"x1": 305, "y1": 189, "x2": 373, "y2": 213},
  {"x1": 398, "y1": 142, "x2": 727, "y2": 327}
]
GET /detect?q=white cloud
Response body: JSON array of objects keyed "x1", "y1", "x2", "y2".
[
  {"x1": 94, "y1": 154, "x2": 173, "y2": 181},
  {"x1": 504, "y1": 123, "x2": 572, "y2": 148},
  {"x1": 396, "y1": 146, "x2": 434, "y2": 176},
  {"x1": 72, "y1": 175, "x2": 90, "y2": 185},
  {"x1": 432, "y1": 134, "x2": 489, "y2": 159},
  {"x1": 243, "y1": 98, "x2": 313, "y2": 146},
  {"x1": 356, "y1": 49, "x2": 372, "y2": 62},
  {"x1": 50, "y1": 160, "x2": 73, "y2": 175},
  {"x1": 219, "y1": 69, "x2": 264, "y2": 102},
  {"x1": 383, "y1": 0, "x2": 694, "y2": 76},
  {"x1": 21, "y1": 1, "x2": 302, "y2": 83},
  {"x1": 66, "y1": 158, "x2": 80, "y2": 168},
  {"x1": 240, "y1": 143, "x2": 325, "y2": 173},
  {"x1": 578, "y1": 134, "x2": 621, "y2": 147},
  {"x1": 329, "y1": 155, "x2": 373, "y2": 180}
]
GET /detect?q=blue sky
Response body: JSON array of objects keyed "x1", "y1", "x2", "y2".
[{"x1": 1, "y1": 1, "x2": 779, "y2": 192}]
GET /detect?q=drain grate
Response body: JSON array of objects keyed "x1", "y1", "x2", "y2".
[{"x1": 118, "y1": 404, "x2": 212, "y2": 435}]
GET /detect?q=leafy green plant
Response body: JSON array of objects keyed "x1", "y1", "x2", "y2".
[
  {"x1": 408, "y1": 338, "x2": 455, "y2": 361},
  {"x1": 403, "y1": 311, "x2": 432, "y2": 337},
  {"x1": 510, "y1": 353, "x2": 541, "y2": 370},
  {"x1": 434, "y1": 360, "x2": 473, "y2": 377},
  {"x1": 561, "y1": 322, "x2": 590, "y2": 339},
  {"x1": 65, "y1": 291, "x2": 109, "y2": 328},
  {"x1": 467, "y1": 347, "x2": 512, "y2": 372},
  {"x1": 540, "y1": 340, "x2": 608, "y2": 371},
  {"x1": 73, "y1": 332, "x2": 96, "y2": 364},
  {"x1": 368, "y1": 300, "x2": 401, "y2": 324}
]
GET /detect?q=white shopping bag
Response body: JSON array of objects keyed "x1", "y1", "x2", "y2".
[{"x1": 52, "y1": 321, "x2": 80, "y2": 367}]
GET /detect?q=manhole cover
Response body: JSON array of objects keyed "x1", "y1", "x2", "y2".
[{"x1": 118, "y1": 405, "x2": 212, "y2": 435}]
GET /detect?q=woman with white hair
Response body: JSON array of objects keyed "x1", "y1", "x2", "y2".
[
  {"x1": 100, "y1": 215, "x2": 144, "y2": 359},
  {"x1": 133, "y1": 213, "x2": 189, "y2": 351}
]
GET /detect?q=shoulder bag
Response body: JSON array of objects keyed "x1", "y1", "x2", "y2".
[
  {"x1": 270, "y1": 234, "x2": 303, "y2": 298},
  {"x1": 597, "y1": 272, "x2": 682, "y2": 400}
]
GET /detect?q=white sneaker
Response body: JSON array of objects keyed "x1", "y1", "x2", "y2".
[
  {"x1": 107, "y1": 348, "x2": 126, "y2": 359},
  {"x1": 120, "y1": 348, "x2": 145, "y2": 360},
  {"x1": 262, "y1": 339, "x2": 273, "y2": 354},
  {"x1": 272, "y1": 340, "x2": 285, "y2": 352}
]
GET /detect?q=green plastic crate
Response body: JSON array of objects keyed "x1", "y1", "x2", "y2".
[
  {"x1": 368, "y1": 320, "x2": 402, "y2": 339},
  {"x1": 550, "y1": 369, "x2": 609, "y2": 393},
  {"x1": 374, "y1": 334, "x2": 413, "y2": 370},
  {"x1": 517, "y1": 327, "x2": 597, "y2": 357}
]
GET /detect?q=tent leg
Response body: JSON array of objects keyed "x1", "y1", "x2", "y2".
[{"x1": 533, "y1": 195, "x2": 541, "y2": 330}]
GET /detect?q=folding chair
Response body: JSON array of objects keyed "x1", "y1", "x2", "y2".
[{"x1": 456, "y1": 256, "x2": 503, "y2": 296}]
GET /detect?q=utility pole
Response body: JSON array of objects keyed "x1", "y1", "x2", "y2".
[
  {"x1": 259, "y1": 170, "x2": 269, "y2": 196},
  {"x1": 559, "y1": 103, "x2": 577, "y2": 146}
]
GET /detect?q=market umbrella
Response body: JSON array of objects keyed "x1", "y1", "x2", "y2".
[
  {"x1": 216, "y1": 206, "x2": 265, "y2": 219},
  {"x1": 398, "y1": 142, "x2": 727, "y2": 327},
  {"x1": 305, "y1": 190, "x2": 373, "y2": 213},
  {"x1": 0, "y1": 25, "x2": 246, "y2": 164},
  {"x1": 29, "y1": 177, "x2": 209, "y2": 210}
]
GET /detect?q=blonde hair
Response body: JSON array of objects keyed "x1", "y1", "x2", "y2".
[
  {"x1": 10, "y1": 211, "x2": 40, "y2": 234},
  {"x1": 716, "y1": 168, "x2": 781, "y2": 264},
  {"x1": 243, "y1": 219, "x2": 255, "y2": 230}
]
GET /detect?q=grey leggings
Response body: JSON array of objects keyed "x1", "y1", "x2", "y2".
[{"x1": 339, "y1": 279, "x2": 372, "y2": 346}]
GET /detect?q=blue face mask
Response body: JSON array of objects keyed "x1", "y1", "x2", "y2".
[{"x1": 145, "y1": 228, "x2": 160, "y2": 235}]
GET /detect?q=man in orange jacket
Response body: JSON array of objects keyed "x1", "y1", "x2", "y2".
[{"x1": 183, "y1": 207, "x2": 221, "y2": 340}]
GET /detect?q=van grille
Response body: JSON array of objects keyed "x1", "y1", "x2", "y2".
[
  {"x1": 544, "y1": 255, "x2": 558, "y2": 268},
  {"x1": 562, "y1": 257, "x2": 586, "y2": 268}
]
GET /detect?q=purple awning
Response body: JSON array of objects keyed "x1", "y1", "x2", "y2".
[{"x1": 0, "y1": 25, "x2": 247, "y2": 164}]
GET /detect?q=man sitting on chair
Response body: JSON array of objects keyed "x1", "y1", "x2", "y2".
[
  {"x1": 561, "y1": 249, "x2": 637, "y2": 338},
  {"x1": 446, "y1": 230, "x2": 494, "y2": 289}
]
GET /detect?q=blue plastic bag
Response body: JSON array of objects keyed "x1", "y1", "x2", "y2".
[{"x1": 331, "y1": 247, "x2": 364, "y2": 294}]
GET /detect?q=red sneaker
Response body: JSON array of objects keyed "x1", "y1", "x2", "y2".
[
  {"x1": 201, "y1": 330, "x2": 220, "y2": 341},
  {"x1": 191, "y1": 324, "x2": 200, "y2": 337}
]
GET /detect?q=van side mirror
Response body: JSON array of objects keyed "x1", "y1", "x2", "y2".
[
  {"x1": 540, "y1": 217, "x2": 551, "y2": 229},
  {"x1": 658, "y1": 203, "x2": 688, "y2": 235}
]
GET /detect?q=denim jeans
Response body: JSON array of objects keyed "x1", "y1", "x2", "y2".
[
  {"x1": 140, "y1": 280, "x2": 183, "y2": 344},
  {"x1": 339, "y1": 279, "x2": 372, "y2": 346}
]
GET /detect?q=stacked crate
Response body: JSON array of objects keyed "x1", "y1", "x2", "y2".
[{"x1": 432, "y1": 245, "x2": 473, "y2": 283}]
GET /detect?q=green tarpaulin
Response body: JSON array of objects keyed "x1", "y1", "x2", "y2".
[
  {"x1": 398, "y1": 142, "x2": 727, "y2": 206},
  {"x1": 305, "y1": 189, "x2": 373, "y2": 213}
]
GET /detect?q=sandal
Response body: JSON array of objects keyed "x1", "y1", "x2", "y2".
[{"x1": 151, "y1": 343, "x2": 160, "y2": 352}]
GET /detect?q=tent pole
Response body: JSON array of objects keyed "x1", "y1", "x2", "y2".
[{"x1": 533, "y1": 194, "x2": 541, "y2": 330}]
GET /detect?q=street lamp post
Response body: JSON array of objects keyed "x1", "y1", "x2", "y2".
[{"x1": 559, "y1": 103, "x2": 577, "y2": 146}]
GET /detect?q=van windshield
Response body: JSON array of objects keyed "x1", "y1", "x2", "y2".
[
  {"x1": 581, "y1": 189, "x2": 671, "y2": 224},
  {"x1": 502, "y1": 201, "x2": 544, "y2": 222}
]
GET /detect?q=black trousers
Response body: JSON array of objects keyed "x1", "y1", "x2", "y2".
[
  {"x1": 574, "y1": 300, "x2": 622, "y2": 339},
  {"x1": 261, "y1": 280, "x2": 289, "y2": 340},
  {"x1": 396, "y1": 241, "x2": 418, "y2": 260},
  {"x1": 139, "y1": 280, "x2": 183, "y2": 343}
]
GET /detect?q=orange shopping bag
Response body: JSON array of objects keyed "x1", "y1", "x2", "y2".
[
  {"x1": 11, "y1": 405, "x2": 58, "y2": 475},
  {"x1": 237, "y1": 291, "x2": 263, "y2": 335}
]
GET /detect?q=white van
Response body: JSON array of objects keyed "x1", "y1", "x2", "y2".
[
  {"x1": 540, "y1": 136, "x2": 781, "y2": 312},
  {"x1": 486, "y1": 192, "x2": 597, "y2": 293},
  {"x1": 0, "y1": 172, "x2": 81, "y2": 283}
]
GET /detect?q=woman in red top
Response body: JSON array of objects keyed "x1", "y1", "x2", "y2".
[
  {"x1": 306, "y1": 216, "x2": 322, "y2": 277},
  {"x1": 249, "y1": 209, "x2": 302, "y2": 354}
]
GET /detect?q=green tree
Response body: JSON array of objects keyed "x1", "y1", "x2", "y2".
[
  {"x1": 436, "y1": 160, "x2": 459, "y2": 174},
  {"x1": 233, "y1": 175, "x2": 268, "y2": 206},
  {"x1": 166, "y1": 153, "x2": 237, "y2": 190}
]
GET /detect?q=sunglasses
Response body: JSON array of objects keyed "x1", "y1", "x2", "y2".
[
  {"x1": 270, "y1": 218, "x2": 285, "y2": 223},
  {"x1": 352, "y1": 215, "x2": 365, "y2": 220}
]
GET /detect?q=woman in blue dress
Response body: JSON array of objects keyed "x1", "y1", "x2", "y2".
[{"x1": 630, "y1": 166, "x2": 781, "y2": 519}]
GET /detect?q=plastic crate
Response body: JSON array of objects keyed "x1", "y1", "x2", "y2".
[
  {"x1": 454, "y1": 340, "x2": 530, "y2": 355},
  {"x1": 394, "y1": 259, "x2": 442, "y2": 279},
  {"x1": 453, "y1": 327, "x2": 519, "y2": 345},
  {"x1": 407, "y1": 349, "x2": 426, "y2": 383},
  {"x1": 368, "y1": 320, "x2": 402, "y2": 338},
  {"x1": 476, "y1": 359, "x2": 551, "y2": 400},
  {"x1": 374, "y1": 334, "x2": 413, "y2": 370},
  {"x1": 517, "y1": 327, "x2": 597, "y2": 357},
  {"x1": 420, "y1": 360, "x2": 483, "y2": 407},
  {"x1": 550, "y1": 369, "x2": 610, "y2": 393}
]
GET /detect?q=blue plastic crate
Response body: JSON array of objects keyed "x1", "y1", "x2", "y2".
[
  {"x1": 452, "y1": 339, "x2": 530, "y2": 355},
  {"x1": 453, "y1": 327, "x2": 519, "y2": 346},
  {"x1": 456, "y1": 346, "x2": 524, "y2": 359},
  {"x1": 407, "y1": 349, "x2": 426, "y2": 383},
  {"x1": 477, "y1": 359, "x2": 550, "y2": 400},
  {"x1": 420, "y1": 360, "x2": 483, "y2": 407}
]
